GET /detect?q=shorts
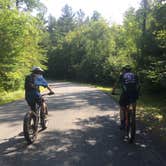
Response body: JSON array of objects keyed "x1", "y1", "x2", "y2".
[
  {"x1": 119, "y1": 91, "x2": 138, "y2": 107},
  {"x1": 25, "y1": 90, "x2": 42, "y2": 110}
]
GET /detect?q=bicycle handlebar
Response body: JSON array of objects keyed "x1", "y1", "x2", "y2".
[{"x1": 41, "y1": 92, "x2": 54, "y2": 96}]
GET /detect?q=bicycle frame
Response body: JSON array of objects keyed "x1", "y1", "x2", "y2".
[{"x1": 123, "y1": 103, "x2": 136, "y2": 143}]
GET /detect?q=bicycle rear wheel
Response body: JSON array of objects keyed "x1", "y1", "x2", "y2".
[
  {"x1": 23, "y1": 111, "x2": 38, "y2": 144},
  {"x1": 128, "y1": 109, "x2": 136, "y2": 143}
]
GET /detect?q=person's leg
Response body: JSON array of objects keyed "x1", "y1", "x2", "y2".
[
  {"x1": 35, "y1": 92, "x2": 44, "y2": 112},
  {"x1": 119, "y1": 94, "x2": 125, "y2": 129},
  {"x1": 25, "y1": 92, "x2": 36, "y2": 111},
  {"x1": 120, "y1": 106, "x2": 124, "y2": 123},
  {"x1": 119, "y1": 93, "x2": 129, "y2": 129},
  {"x1": 41, "y1": 98, "x2": 48, "y2": 115},
  {"x1": 120, "y1": 106, "x2": 126, "y2": 129}
]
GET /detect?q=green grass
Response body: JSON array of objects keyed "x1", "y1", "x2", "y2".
[
  {"x1": 0, "y1": 86, "x2": 47, "y2": 106},
  {"x1": 0, "y1": 89, "x2": 24, "y2": 105}
]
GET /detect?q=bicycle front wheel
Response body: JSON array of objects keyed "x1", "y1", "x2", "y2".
[
  {"x1": 40, "y1": 105, "x2": 48, "y2": 129},
  {"x1": 23, "y1": 111, "x2": 38, "y2": 144}
]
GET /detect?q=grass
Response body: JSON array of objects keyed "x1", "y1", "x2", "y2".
[
  {"x1": 0, "y1": 89, "x2": 24, "y2": 105},
  {"x1": 95, "y1": 85, "x2": 166, "y2": 142},
  {"x1": 0, "y1": 86, "x2": 47, "y2": 106}
]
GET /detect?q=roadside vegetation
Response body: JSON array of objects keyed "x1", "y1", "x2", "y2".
[{"x1": 0, "y1": 90, "x2": 24, "y2": 105}]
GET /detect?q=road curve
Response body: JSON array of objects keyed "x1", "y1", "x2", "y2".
[{"x1": 0, "y1": 82, "x2": 165, "y2": 166}]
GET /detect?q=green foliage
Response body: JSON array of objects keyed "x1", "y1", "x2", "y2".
[
  {"x1": 0, "y1": 89, "x2": 24, "y2": 105},
  {"x1": 46, "y1": 2, "x2": 166, "y2": 93},
  {"x1": 0, "y1": 0, "x2": 47, "y2": 92}
]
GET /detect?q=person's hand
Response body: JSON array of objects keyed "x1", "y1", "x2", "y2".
[
  {"x1": 111, "y1": 89, "x2": 115, "y2": 95},
  {"x1": 48, "y1": 90, "x2": 54, "y2": 95}
]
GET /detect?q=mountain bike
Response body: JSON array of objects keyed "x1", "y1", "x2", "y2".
[
  {"x1": 23, "y1": 92, "x2": 53, "y2": 144},
  {"x1": 111, "y1": 91, "x2": 136, "y2": 143},
  {"x1": 123, "y1": 104, "x2": 136, "y2": 143}
]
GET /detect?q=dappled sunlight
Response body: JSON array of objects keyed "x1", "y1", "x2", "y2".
[
  {"x1": 0, "y1": 115, "x2": 165, "y2": 166},
  {"x1": 48, "y1": 88, "x2": 119, "y2": 112},
  {"x1": 0, "y1": 82, "x2": 165, "y2": 165}
]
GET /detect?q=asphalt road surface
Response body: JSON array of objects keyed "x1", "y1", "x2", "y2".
[{"x1": 0, "y1": 82, "x2": 165, "y2": 166}]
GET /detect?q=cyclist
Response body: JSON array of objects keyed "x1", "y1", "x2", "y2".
[
  {"x1": 25, "y1": 66, "x2": 54, "y2": 115},
  {"x1": 112, "y1": 65, "x2": 140, "y2": 129}
]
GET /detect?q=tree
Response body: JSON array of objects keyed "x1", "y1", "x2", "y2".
[
  {"x1": 15, "y1": 0, "x2": 41, "y2": 11},
  {"x1": 57, "y1": 4, "x2": 76, "y2": 35},
  {"x1": 0, "y1": 0, "x2": 46, "y2": 91},
  {"x1": 91, "y1": 11, "x2": 102, "y2": 21}
]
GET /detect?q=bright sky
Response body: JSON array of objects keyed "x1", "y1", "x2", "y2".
[{"x1": 41, "y1": 0, "x2": 141, "y2": 24}]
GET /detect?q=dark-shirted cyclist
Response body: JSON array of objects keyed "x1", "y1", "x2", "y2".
[
  {"x1": 25, "y1": 66, "x2": 54, "y2": 115},
  {"x1": 112, "y1": 65, "x2": 140, "y2": 129}
]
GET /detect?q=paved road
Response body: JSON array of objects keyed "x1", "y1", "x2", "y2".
[{"x1": 0, "y1": 82, "x2": 165, "y2": 166}]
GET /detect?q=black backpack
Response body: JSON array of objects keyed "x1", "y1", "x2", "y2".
[{"x1": 122, "y1": 72, "x2": 138, "y2": 92}]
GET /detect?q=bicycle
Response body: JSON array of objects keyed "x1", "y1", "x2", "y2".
[
  {"x1": 23, "y1": 92, "x2": 53, "y2": 144},
  {"x1": 111, "y1": 91, "x2": 136, "y2": 143}
]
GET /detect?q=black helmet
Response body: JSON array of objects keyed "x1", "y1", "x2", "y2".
[{"x1": 124, "y1": 65, "x2": 132, "y2": 71}]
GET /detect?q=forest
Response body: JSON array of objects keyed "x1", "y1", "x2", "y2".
[{"x1": 0, "y1": 0, "x2": 165, "y2": 94}]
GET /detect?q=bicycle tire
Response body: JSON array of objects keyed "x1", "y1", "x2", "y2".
[
  {"x1": 128, "y1": 109, "x2": 136, "y2": 143},
  {"x1": 131, "y1": 110, "x2": 136, "y2": 141},
  {"x1": 23, "y1": 111, "x2": 38, "y2": 144},
  {"x1": 40, "y1": 105, "x2": 48, "y2": 129}
]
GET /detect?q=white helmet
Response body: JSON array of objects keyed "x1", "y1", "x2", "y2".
[{"x1": 31, "y1": 66, "x2": 44, "y2": 72}]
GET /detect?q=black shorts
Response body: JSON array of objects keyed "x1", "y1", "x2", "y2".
[{"x1": 119, "y1": 91, "x2": 138, "y2": 107}]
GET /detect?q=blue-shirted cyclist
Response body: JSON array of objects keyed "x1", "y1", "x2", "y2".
[{"x1": 25, "y1": 66, "x2": 54, "y2": 114}]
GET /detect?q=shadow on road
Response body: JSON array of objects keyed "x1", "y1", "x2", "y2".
[
  {"x1": 48, "y1": 90, "x2": 119, "y2": 112},
  {"x1": 0, "y1": 87, "x2": 117, "y2": 125},
  {"x1": 0, "y1": 100, "x2": 26, "y2": 124},
  {"x1": 1, "y1": 115, "x2": 164, "y2": 166}
]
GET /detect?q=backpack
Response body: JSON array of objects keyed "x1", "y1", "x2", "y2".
[{"x1": 122, "y1": 72, "x2": 138, "y2": 92}]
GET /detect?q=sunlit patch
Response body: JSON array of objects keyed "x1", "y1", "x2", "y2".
[
  {"x1": 96, "y1": 87, "x2": 112, "y2": 92},
  {"x1": 56, "y1": 144, "x2": 72, "y2": 152},
  {"x1": 85, "y1": 139, "x2": 96, "y2": 146},
  {"x1": 135, "y1": 142, "x2": 147, "y2": 148},
  {"x1": 85, "y1": 123, "x2": 103, "y2": 128},
  {"x1": 136, "y1": 130, "x2": 141, "y2": 134},
  {"x1": 155, "y1": 114, "x2": 163, "y2": 121}
]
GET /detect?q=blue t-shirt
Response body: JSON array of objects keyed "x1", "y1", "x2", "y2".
[{"x1": 34, "y1": 75, "x2": 48, "y2": 87}]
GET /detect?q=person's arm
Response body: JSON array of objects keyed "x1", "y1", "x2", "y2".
[
  {"x1": 112, "y1": 82, "x2": 117, "y2": 95},
  {"x1": 112, "y1": 74, "x2": 121, "y2": 94},
  {"x1": 47, "y1": 85, "x2": 54, "y2": 94}
]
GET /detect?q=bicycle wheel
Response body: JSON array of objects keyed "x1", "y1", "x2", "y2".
[
  {"x1": 23, "y1": 111, "x2": 38, "y2": 144},
  {"x1": 40, "y1": 105, "x2": 48, "y2": 129},
  {"x1": 131, "y1": 110, "x2": 136, "y2": 141},
  {"x1": 128, "y1": 109, "x2": 136, "y2": 143}
]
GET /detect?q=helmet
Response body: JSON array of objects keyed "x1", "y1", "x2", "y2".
[
  {"x1": 31, "y1": 66, "x2": 44, "y2": 73},
  {"x1": 124, "y1": 65, "x2": 132, "y2": 71}
]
